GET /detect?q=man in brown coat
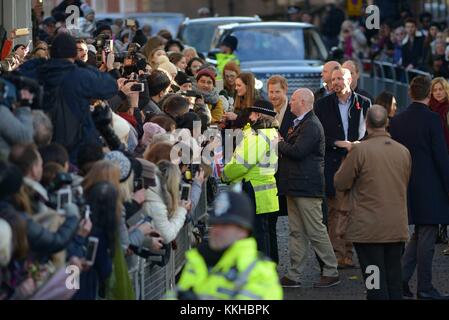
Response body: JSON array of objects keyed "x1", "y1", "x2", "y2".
[{"x1": 334, "y1": 105, "x2": 411, "y2": 300}]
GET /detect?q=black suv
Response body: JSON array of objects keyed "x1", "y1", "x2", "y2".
[{"x1": 208, "y1": 22, "x2": 328, "y2": 95}]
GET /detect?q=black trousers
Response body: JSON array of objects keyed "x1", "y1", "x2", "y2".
[
  {"x1": 353, "y1": 242, "x2": 405, "y2": 300},
  {"x1": 402, "y1": 225, "x2": 439, "y2": 293},
  {"x1": 242, "y1": 181, "x2": 274, "y2": 259}
]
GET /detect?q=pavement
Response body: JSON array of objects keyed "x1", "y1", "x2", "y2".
[{"x1": 275, "y1": 216, "x2": 449, "y2": 300}]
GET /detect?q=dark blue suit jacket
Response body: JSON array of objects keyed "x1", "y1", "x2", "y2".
[
  {"x1": 390, "y1": 102, "x2": 449, "y2": 225},
  {"x1": 314, "y1": 92, "x2": 371, "y2": 197}
]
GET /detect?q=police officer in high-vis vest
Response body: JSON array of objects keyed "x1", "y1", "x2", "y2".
[
  {"x1": 171, "y1": 191, "x2": 283, "y2": 300},
  {"x1": 216, "y1": 35, "x2": 240, "y2": 80},
  {"x1": 222, "y1": 99, "x2": 280, "y2": 258}
]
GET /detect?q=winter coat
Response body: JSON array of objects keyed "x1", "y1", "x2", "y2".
[{"x1": 143, "y1": 175, "x2": 187, "y2": 243}]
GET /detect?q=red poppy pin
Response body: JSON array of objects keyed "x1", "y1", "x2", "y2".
[
  {"x1": 288, "y1": 127, "x2": 294, "y2": 136},
  {"x1": 356, "y1": 101, "x2": 361, "y2": 110}
]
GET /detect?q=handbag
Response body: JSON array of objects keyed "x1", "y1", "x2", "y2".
[{"x1": 29, "y1": 266, "x2": 77, "y2": 300}]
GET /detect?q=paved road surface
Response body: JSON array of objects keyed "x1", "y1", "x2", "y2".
[{"x1": 275, "y1": 216, "x2": 449, "y2": 300}]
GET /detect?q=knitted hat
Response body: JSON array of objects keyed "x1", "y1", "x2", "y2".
[
  {"x1": 248, "y1": 99, "x2": 277, "y2": 117},
  {"x1": 158, "y1": 60, "x2": 178, "y2": 79},
  {"x1": 50, "y1": 33, "x2": 77, "y2": 59},
  {"x1": 220, "y1": 35, "x2": 238, "y2": 52},
  {"x1": 104, "y1": 151, "x2": 133, "y2": 182},
  {"x1": 175, "y1": 71, "x2": 192, "y2": 86},
  {"x1": 142, "y1": 122, "x2": 166, "y2": 148},
  {"x1": 0, "y1": 162, "x2": 23, "y2": 200},
  {"x1": 196, "y1": 68, "x2": 216, "y2": 86},
  {"x1": 82, "y1": 5, "x2": 95, "y2": 17}
]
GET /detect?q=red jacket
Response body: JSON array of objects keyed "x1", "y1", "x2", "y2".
[{"x1": 1, "y1": 39, "x2": 13, "y2": 60}]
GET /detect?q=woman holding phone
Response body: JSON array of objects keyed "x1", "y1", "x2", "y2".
[{"x1": 143, "y1": 160, "x2": 190, "y2": 243}]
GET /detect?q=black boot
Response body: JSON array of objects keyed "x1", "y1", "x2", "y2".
[{"x1": 436, "y1": 225, "x2": 448, "y2": 244}]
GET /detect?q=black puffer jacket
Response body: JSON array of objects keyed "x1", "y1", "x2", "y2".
[
  {"x1": 23, "y1": 203, "x2": 80, "y2": 256},
  {"x1": 278, "y1": 111, "x2": 325, "y2": 198}
]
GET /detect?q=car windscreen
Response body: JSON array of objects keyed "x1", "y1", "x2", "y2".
[
  {"x1": 131, "y1": 15, "x2": 184, "y2": 38},
  {"x1": 230, "y1": 27, "x2": 325, "y2": 62},
  {"x1": 181, "y1": 21, "x2": 242, "y2": 53}
]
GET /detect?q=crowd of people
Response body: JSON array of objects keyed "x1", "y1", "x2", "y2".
[
  {"x1": 287, "y1": 3, "x2": 449, "y2": 78},
  {"x1": 0, "y1": 0, "x2": 448, "y2": 301}
]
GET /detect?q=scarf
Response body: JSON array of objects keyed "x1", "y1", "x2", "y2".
[
  {"x1": 344, "y1": 37, "x2": 354, "y2": 59},
  {"x1": 429, "y1": 97, "x2": 449, "y2": 150},
  {"x1": 197, "y1": 87, "x2": 220, "y2": 105},
  {"x1": 118, "y1": 112, "x2": 138, "y2": 129}
]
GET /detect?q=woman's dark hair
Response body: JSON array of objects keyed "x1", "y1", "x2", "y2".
[
  {"x1": 186, "y1": 57, "x2": 204, "y2": 76},
  {"x1": 168, "y1": 52, "x2": 184, "y2": 65},
  {"x1": 41, "y1": 162, "x2": 65, "y2": 189},
  {"x1": 8, "y1": 144, "x2": 40, "y2": 176},
  {"x1": 164, "y1": 39, "x2": 184, "y2": 52},
  {"x1": 77, "y1": 143, "x2": 104, "y2": 176},
  {"x1": 0, "y1": 207, "x2": 29, "y2": 260},
  {"x1": 38, "y1": 143, "x2": 69, "y2": 167},
  {"x1": 147, "y1": 70, "x2": 171, "y2": 97},
  {"x1": 234, "y1": 72, "x2": 256, "y2": 112},
  {"x1": 147, "y1": 114, "x2": 176, "y2": 132},
  {"x1": 375, "y1": 91, "x2": 395, "y2": 116},
  {"x1": 163, "y1": 94, "x2": 190, "y2": 119},
  {"x1": 176, "y1": 111, "x2": 201, "y2": 134},
  {"x1": 157, "y1": 29, "x2": 173, "y2": 41},
  {"x1": 86, "y1": 182, "x2": 119, "y2": 257},
  {"x1": 116, "y1": 99, "x2": 132, "y2": 113}
]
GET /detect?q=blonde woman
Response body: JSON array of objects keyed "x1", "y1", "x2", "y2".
[
  {"x1": 83, "y1": 158, "x2": 155, "y2": 251},
  {"x1": 339, "y1": 20, "x2": 368, "y2": 61},
  {"x1": 429, "y1": 77, "x2": 449, "y2": 250},
  {"x1": 143, "y1": 160, "x2": 190, "y2": 243},
  {"x1": 149, "y1": 48, "x2": 167, "y2": 70}
]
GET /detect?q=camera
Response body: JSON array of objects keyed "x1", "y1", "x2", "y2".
[
  {"x1": 94, "y1": 34, "x2": 113, "y2": 64},
  {"x1": 0, "y1": 73, "x2": 43, "y2": 110},
  {"x1": 47, "y1": 172, "x2": 90, "y2": 218},
  {"x1": 91, "y1": 101, "x2": 127, "y2": 152},
  {"x1": 115, "y1": 43, "x2": 145, "y2": 76}
]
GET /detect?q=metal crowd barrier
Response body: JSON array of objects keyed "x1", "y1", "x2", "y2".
[
  {"x1": 127, "y1": 182, "x2": 209, "y2": 300},
  {"x1": 359, "y1": 59, "x2": 432, "y2": 113}
]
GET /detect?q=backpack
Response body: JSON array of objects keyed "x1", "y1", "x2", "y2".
[{"x1": 44, "y1": 82, "x2": 86, "y2": 152}]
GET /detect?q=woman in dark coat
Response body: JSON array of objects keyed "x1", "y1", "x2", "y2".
[
  {"x1": 222, "y1": 72, "x2": 257, "y2": 129},
  {"x1": 430, "y1": 77, "x2": 449, "y2": 247}
]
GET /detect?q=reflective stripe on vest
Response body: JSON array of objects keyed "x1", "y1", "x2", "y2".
[{"x1": 252, "y1": 183, "x2": 277, "y2": 192}]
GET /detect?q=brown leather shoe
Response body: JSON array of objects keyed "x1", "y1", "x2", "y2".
[
  {"x1": 313, "y1": 276, "x2": 340, "y2": 288},
  {"x1": 337, "y1": 258, "x2": 347, "y2": 269},
  {"x1": 280, "y1": 276, "x2": 301, "y2": 288}
]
